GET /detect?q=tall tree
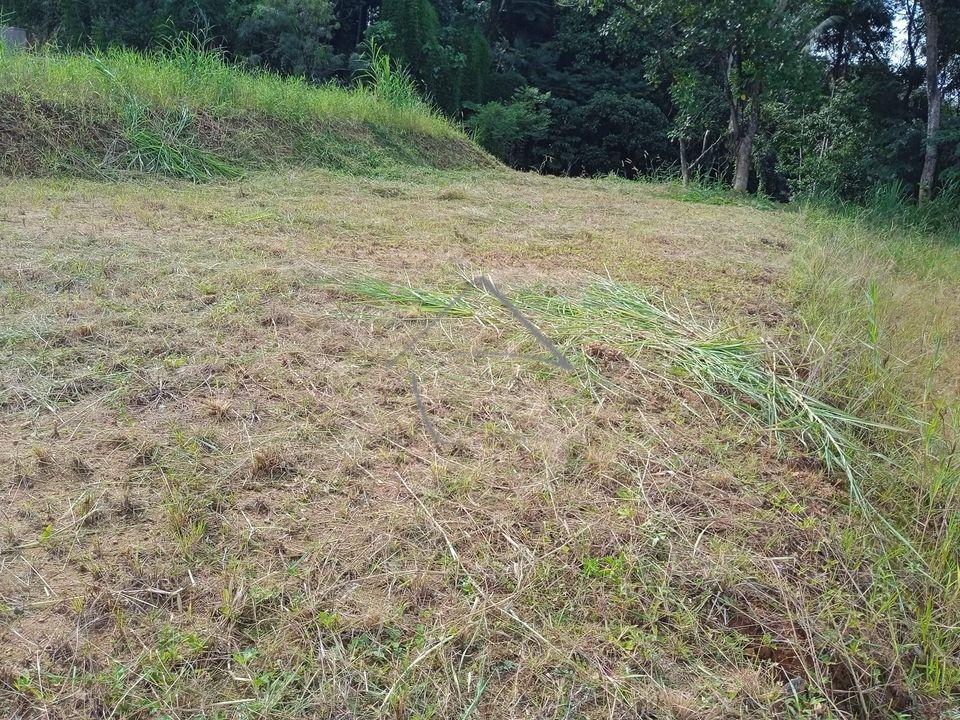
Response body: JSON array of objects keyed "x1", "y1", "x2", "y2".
[
  {"x1": 592, "y1": 0, "x2": 827, "y2": 192},
  {"x1": 235, "y1": 0, "x2": 339, "y2": 80},
  {"x1": 378, "y1": 0, "x2": 441, "y2": 73},
  {"x1": 918, "y1": 0, "x2": 943, "y2": 201}
]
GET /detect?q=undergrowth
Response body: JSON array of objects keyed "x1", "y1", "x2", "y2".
[
  {"x1": 666, "y1": 180, "x2": 779, "y2": 211},
  {"x1": 792, "y1": 208, "x2": 960, "y2": 698},
  {"x1": 821, "y1": 180, "x2": 960, "y2": 238}
]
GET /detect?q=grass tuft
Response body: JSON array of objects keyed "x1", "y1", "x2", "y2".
[{"x1": 121, "y1": 101, "x2": 243, "y2": 181}]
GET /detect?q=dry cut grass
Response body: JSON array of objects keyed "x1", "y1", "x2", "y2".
[{"x1": 0, "y1": 169, "x2": 953, "y2": 718}]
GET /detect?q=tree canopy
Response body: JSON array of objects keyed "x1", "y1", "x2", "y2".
[{"x1": 2, "y1": 0, "x2": 957, "y2": 199}]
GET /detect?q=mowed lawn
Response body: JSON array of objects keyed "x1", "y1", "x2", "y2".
[{"x1": 0, "y1": 169, "x2": 945, "y2": 718}]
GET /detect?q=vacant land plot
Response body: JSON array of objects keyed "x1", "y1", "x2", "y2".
[{"x1": 0, "y1": 170, "x2": 954, "y2": 718}]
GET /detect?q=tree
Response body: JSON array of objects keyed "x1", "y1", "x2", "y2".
[
  {"x1": 378, "y1": 0, "x2": 441, "y2": 74},
  {"x1": 710, "y1": 0, "x2": 832, "y2": 192},
  {"x1": 374, "y1": 0, "x2": 458, "y2": 112},
  {"x1": 918, "y1": 0, "x2": 942, "y2": 201},
  {"x1": 0, "y1": 0, "x2": 60, "y2": 41},
  {"x1": 668, "y1": 70, "x2": 726, "y2": 185},
  {"x1": 917, "y1": 0, "x2": 959, "y2": 202},
  {"x1": 815, "y1": 0, "x2": 892, "y2": 81},
  {"x1": 457, "y1": 23, "x2": 491, "y2": 104},
  {"x1": 583, "y1": 0, "x2": 836, "y2": 192},
  {"x1": 511, "y1": 2, "x2": 671, "y2": 175},
  {"x1": 236, "y1": 0, "x2": 340, "y2": 80}
]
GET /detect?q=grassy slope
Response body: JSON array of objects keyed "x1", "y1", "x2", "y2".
[
  {"x1": 0, "y1": 44, "x2": 493, "y2": 179},
  {"x1": 1, "y1": 45, "x2": 958, "y2": 719},
  {"x1": 1, "y1": 166, "x2": 958, "y2": 718}
]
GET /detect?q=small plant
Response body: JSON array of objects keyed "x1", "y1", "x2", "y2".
[
  {"x1": 250, "y1": 448, "x2": 294, "y2": 480},
  {"x1": 357, "y1": 41, "x2": 424, "y2": 111}
]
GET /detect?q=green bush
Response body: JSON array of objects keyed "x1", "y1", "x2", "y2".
[
  {"x1": 765, "y1": 83, "x2": 898, "y2": 201},
  {"x1": 547, "y1": 90, "x2": 670, "y2": 176},
  {"x1": 466, "y1": 87, "x2": 551, "y2": 164}
]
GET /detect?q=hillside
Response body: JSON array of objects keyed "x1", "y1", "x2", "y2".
[
  {"x1": 2, "y1": 164, "x2": 959, "y2": 719},
  {"x1": 0, "y1": 44, "x2": 493, "y2": 179},
  {"x1": 2, "y1": 45, "x2": 960, "y2": 720}
]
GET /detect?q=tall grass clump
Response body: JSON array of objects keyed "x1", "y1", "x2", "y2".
[
  {"x1": 80, "y1": 54, "x2": 241, "y2": 181},
  {"x1": 867, "y1": 180, "x2": 960, "y2": 235},
  {"x1": 811, "y1": 179, "x2": 960, "y2": 238},
  {"x1": 120, "y1": 101, "x2": 242, "y2": 181},
  {"x1": 793, "y1": 205, "x2": 960, "y2": 696},
  {"x1": 356, "y1": 41, "x2": 426, "y2": 113}
]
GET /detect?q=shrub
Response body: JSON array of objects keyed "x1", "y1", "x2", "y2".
[
  {"x1": 547, "y1": 90, "x2": 670, "y2": 176},
  {"x1": 764, "y1": 83, "x2": 899, "y2": 201},
  {"x1": 466, "y1": 87, "x2": 551, "y2": 165}
]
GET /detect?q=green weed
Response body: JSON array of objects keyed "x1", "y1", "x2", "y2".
[{"x1": 121, "y1": 101, "x2": 241, "y2": 181}]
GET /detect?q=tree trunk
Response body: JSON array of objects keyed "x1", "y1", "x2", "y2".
[
  {"x1": 679, "y1": 137, "x2": 690, "y2": 187},
  {"x1": 725, "y1": 49, "x2": 760, "y2": 194},
  {"x1": 732, "y1": 100, "x2": 759, "y2": 193},
  {"x1": 919, "y1": 0, "x2": 942, "y2": 203},
  {"x1": 832, "y1": 23, "x2": 846, "y2": 81}
]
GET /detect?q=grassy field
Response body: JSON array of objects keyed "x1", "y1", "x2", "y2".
[
  {"x1": 1, "y1": 44, "x2": 959, "y2": 719},
  {"x1": 1, "y1": 163, "x2": 958, "y2": 719}
]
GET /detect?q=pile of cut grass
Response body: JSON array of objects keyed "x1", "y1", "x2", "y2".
[
  {"x1": 335, "y1": 276, "x2": 876, "y2": 499},
  {"x1": 0, "y1": 39, "x2": 493, "y2": 180}
]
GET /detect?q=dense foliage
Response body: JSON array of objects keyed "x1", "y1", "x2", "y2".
[{"x1": 3, "y1": 0, "x2": 957, "y2": 200}]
